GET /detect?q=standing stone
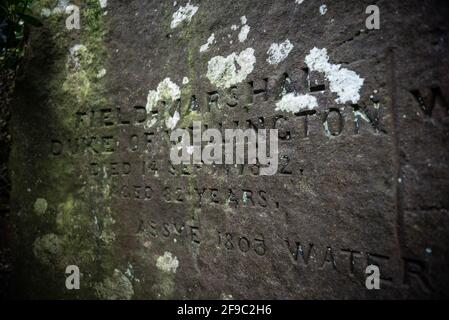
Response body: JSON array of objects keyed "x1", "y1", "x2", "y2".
[{"x1": 7, "y1": 0, "x2": 449, "y2": 299}]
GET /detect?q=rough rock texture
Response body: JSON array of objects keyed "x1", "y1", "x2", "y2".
[{"x1": 5, "y1": 0, "x2": 449, "y2": 299}]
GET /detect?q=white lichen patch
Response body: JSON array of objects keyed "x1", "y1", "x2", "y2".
[
  {"x1": 96, "y1": 68, "x2": 107, "y2": 78},
  {"x1": 156, "y1": 251, "x2": 179, "y2": 274},
  {"x1": 155, "y1": 78, "x2": 181, "y2": 102},
  {"x1": 238, "y1": 25, "x2": 250, "y2": 43},
  {"x1": 40, "y1": 8, "x2": 52, "y2": 17},
  {"x1": 275, "y1": 92, "x2": 318, "y2": 113},
  {"x1": 305, "y1": 47, "x2": 364, "y2": 104},
  {"x1": 170, "y1": 2, "x2": 199, "y2": 29},
  {"x1": 295, "y1": 0, "x2": 304, "y2": 4},
  {"x1": 182, "y1": 77, "x2": 189, "y2": 84},
  {"x1": 40, "y1": 0, "x2": 70, "y2": 17},
  {"x1": 236, "y1": 16, "x2": 250, "y2": 43},
  {"x1": 228, "y1": 16, "x2": 251, "y2": 43},
  {"x1": 266, "y1": 39, "x2": 293, "y2": 65},
  {"x1": 221, "y1": 293, "x2": 234, "y2": 300},
  {"x1": 206, "y1": 48, "x2": 256, "y2": 89},
  {"x1": 99, "y1": 0, "x2": 108, "y2": 8},
  {"x1": 52, "y1": 0, "x2": 70, "y2": 14},
  {"x1": 200, "y1": 33, "x2": 216, "y2": 53},
  {"x1": 145, "y1": 78, "x2": 181, "y2": 113},
  {"x1": 34, "y1": 198, "x2": 48, "y2": 215},
  {"x1": 145, "y1": 91, "x2": 158, "y2": 112},
  {"x1": 68, "y1": 44, "x2": 92, "y2": 70},
  {"x1": 319, "y1": 4, "x2": 327, "y2": 15},
  {"x1": 165, "y1": 111, "x2": 180, "y2": 130}
]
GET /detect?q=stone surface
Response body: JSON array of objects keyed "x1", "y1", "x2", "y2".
[{"x1": 6, "y1": 0, "x2": 449, "y2": 299}]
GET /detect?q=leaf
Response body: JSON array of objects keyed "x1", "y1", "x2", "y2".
[{"x1": 16, "y1": 12, "x2": 42, "y2": 27}]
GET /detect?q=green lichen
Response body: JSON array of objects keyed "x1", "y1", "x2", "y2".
[
  {"x1": 33, "y1": 198, "x2": 48, "y2": 215},
  {"x1": 11, "y1": 0, "x2": 123, "y2": 298},
  {"x1": 94, "y1": 269, "x2": 134, "y2": 300},
  {"x1": 152, "y1": 273, "x2": 175, "y2": 299},
  {"x1": 63, "y1": 70, "x2": 91, "y2": 103},
  {"x1": 32, "y1": 233, "x2": 62, "y2": 268}
]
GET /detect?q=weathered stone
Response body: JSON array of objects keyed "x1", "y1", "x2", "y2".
[{"x1": 6, "y1": 0, "x2": 449, "y2": 299}]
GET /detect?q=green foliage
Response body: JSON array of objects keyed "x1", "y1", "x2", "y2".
[{"x1": 1, "y1": 0, "x2": 42, "y2": 69}]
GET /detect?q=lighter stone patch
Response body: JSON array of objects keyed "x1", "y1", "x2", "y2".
[
  {"x1": 236, "y1": 16, "x2": 250, "y2": 43},
  {"x1": 266, "y1": 39, "x2": 293, "y2": 65},
  {"x1": 170, "y1": 2, "x2": 199, "y2": 29},
  {"x1": 156, "y1": 251, "x2": 179, "y2": 273},
  {"x1": 275, "y1": 92, "x2": 318, "y2": 113},
  {"x1": 200, "y1": 33, "x2": 216, "y2": 52},
  {"x1": 145, "y1": 78, "x2": 181, "y2": 113},
  {"x1": 99, "y1": 0, "x2": 107, "y2": 8},
  {"x1": 295, "y1": 0, "x2": 304, "y2": 4},
  {"x1": 305, "y1": 47, "x2": 364, "y2": 104},
  {"x1": 165, "y1": 111, "x2": 180, "y2": 130},
  {"x1": 34, "y1": 198, "x2": 48, "y2": 215},
  {"x1": 206, "y1": 48, "x2": 256, "y2": 89},
  {"x1": 238, "y1": 25, "x2": 250, "y2": 43},
  {"x1": 319, "y1": 4, "x2": 327, "y2": 15}
]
